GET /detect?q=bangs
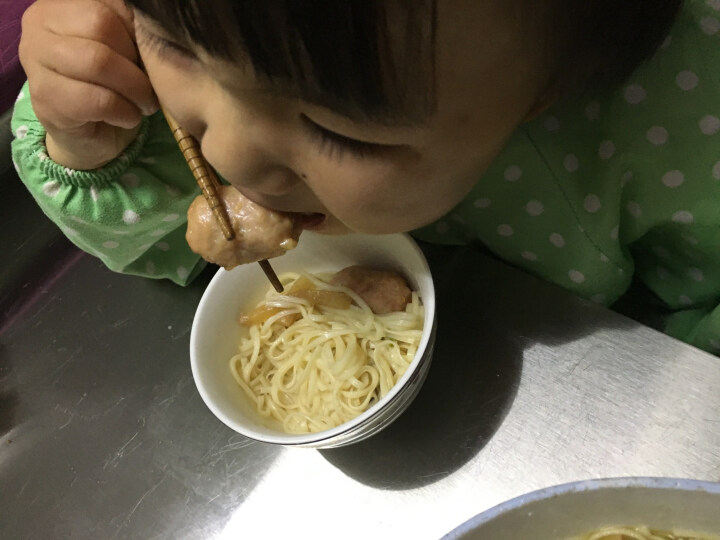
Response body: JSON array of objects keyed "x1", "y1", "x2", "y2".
[{"x1": 127, "y1": 0, "x2": 437, "y2": 125}]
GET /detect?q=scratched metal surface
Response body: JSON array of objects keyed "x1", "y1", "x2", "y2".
[{"x1": 2, "y1": 169, "x2": 720, "y2": 540}]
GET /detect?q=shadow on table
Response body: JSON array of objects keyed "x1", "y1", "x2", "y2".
[{"x1": 321, "y1": 243, "x2": 636, "y2": 490}]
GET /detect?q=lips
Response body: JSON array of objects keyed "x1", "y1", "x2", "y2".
[
  {"x1": 295, "y1": 212, "x2": 326, "y2": 229},
  {"x1": 237, "y1": 189, "x2": 326, "y2": 229}
]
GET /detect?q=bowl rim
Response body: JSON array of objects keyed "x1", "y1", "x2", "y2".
[
  {"x1": 190, "y1": 232, "x2": 436, "y2": 446},
  {"x1": 442, "y1": 476, "x2": 720, "y2": 539}
]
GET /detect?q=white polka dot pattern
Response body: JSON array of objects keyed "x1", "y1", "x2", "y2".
[
  {"x1": 568, "y1": 270, "x2": 585, "y2": 283},
  {"x1": 563, "y1": 154, "x2": 579, "y2": 172},
  {"x1": 504, "y1": 166, "x2": 522, "y2": 182},
  {"x1": 583, "y1": 194, "x2": 601, "y2": 213},
  {"x1": 627, "y1": 202, "x2": 642, "y2": 218},
  {"x1": 497, "y1": 224, "x2": 514, "y2": 237},
  {"x1": 42, "y1": 181, "x2": 61, "y2": 197},
  {"x1": 544, "y1": 116, "x2": 560, "y2": 131},
  {"x1": 647, "y1": 126, "x2": 669, "y2": 145},
  {"x1": 624, "y1": 84, "x2": 647, "y2": 104},
  {"x1": 474, "y1": 198, "x2": 491, "y2": 209},
  {"x1": 661, "y1": 170, "x2": 685, "y2": 188},
  {"x1": 672, "y1": 211, "x2": 694, "y2": 224},
  {"x1": 699, "y1": 16, "x2": 719, "y2": 34},
  {"x1": 549, "y1": 233, "x2": 565, "y2": 248},
  {"x1": 699, "y1": 115, "x2": 720, "y2": 135},
  {"x1": 598, "y1": 141, "x2": 615, "y2": 160},
  {"x1": 526, "y1": 200, "x2": 544, "y2": 216},
  {"x1": 688, "y1": 267, "x2": 705, "y2": 281},
  {"x1": 123, "y1": 210, "x2": 140, "y2": 224},
  {"x1": 676, "y1": 70, "x2": 699, "y2": 90}
]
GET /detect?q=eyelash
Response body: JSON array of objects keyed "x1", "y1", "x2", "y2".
[
  {"x1": 137, "y1": 28, "x2": 389, "y2": 161},
  {"x1": 137, "y1": 26, "x2": 195, "y2": 63},
  {"x1": 300, "y1": 115, "x2": 387, "y2": 160}
]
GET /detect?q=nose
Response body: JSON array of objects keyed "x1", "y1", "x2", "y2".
[{"x1": 199, "y1": 123, "x2": 301, "y2": 197}]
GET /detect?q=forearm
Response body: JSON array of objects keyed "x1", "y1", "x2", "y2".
[{"x1": 12, "y1": 84, "x2": 204, "y2": 285}]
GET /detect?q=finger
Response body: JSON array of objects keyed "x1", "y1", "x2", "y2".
[
  {"x1": 31, "y1": 72, "x2": 142, "y2": 131},
  {"x1": 40, "y1": 34, "x2": 157, "y2": 115},
  {"x1": 96, "y1": 0, "x2": 136, "y2": 42},
  {"x1": 41, "y1": 0, "x2": 139, "y2": 64}
]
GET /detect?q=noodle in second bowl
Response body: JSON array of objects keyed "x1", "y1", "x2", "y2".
[
  {"x1": 570, "y1": 525, "x2": 720, "y2": 539},
  {"x1": 229, "y1": 271, "x2": 424, "y2": 434}
]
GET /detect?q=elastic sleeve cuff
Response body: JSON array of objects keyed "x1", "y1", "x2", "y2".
[{"x1": 35, "y1": 119, "x2": 151, "y2": 188}]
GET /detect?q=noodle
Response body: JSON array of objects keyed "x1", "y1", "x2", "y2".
[
  {"x1": 572, "y1": 525, "x2": 720, "y2": 540},
  {"x1": 229, "y1": 271, "x2": 424, "y2": 434}
]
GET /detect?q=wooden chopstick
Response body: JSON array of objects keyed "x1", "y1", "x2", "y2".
[
  {"x1": 162, "y1": 109, "x2": 284, "y2": 292},
  {"x1": 163, "y1": 110, "x2": 234, "y2": 240}
]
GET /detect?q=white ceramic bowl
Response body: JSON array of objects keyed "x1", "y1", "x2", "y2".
[
  {"x1": 190, "y1": 232, "x2": 436, "y2": 448},
  {"x1": 443, "y1": 477, "x2": 720, "y2": 539}
]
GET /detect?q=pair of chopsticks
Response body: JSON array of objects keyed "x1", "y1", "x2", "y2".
[{"x1": 163, "y1": 111, "x2": 284, "y2": 293}]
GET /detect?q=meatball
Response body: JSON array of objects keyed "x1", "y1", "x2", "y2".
[
  {"x1": 331, "y1": 266, "x2": 412, "y2": 314},
  {"x1": 186, "y1": 186, "x2": 301, "y2": 269}
]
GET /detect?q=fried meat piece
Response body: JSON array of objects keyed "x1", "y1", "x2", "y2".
[
  {"x1": 186, "y1": 186, "x2": 301, "y2": 269},
  {"x1": 331, "y1": 265, "x2": 412, "y2": 314}
]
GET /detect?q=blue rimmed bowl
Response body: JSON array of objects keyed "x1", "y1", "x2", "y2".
[{"x1": 443, "y1": 477, "x2": 720, "y2": 539}]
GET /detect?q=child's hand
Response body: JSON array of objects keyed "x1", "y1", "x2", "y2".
[{"x1": 19, "y1": 0, "x2": 158, "y2": 170}]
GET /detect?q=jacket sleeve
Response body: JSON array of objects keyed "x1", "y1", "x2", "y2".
[
  {"x1": 629, "y1": 221, "x2": 720, "y2": 354},
  {"x1": 10, "y1": 82, "x2": 205, "y2": 285}
]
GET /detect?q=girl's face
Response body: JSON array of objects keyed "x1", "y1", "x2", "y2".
[{"x1": 134, "y1": 2, "x2": 548, "y2": 235}]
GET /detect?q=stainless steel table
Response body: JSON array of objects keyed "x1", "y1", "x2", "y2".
[{"x1": 2, "y1": 168, "x2": 719, "y2": 540}]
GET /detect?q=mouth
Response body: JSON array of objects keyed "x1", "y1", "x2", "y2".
[
  {"x1": 236, "y1": 189, "x2": 326, "y2": 230},
  {"x1": 294, "y1": 212, "x2": 326, "y2": 230}
]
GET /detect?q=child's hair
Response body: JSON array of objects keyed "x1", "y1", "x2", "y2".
[{"x1": 127, "y1": 0, "x2": 683, "y2": 119}]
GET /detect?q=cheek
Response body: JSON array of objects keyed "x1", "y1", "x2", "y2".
[
  {"x1": 304, "y1": 158, "x2": 470, "y2": 234},
  {"x1": 309, "y1": 160, "x2": 405, "y2": 212}
]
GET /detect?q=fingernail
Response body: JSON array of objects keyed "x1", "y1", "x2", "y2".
[{"x1": 141, "y1": 96, "x2": 160, "y2": 116}]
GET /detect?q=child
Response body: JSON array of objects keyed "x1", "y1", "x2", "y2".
[{"x1": 12, "y1": 0, "x2": 720, "y2": 350}]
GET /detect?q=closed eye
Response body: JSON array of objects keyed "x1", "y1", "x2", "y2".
[{"x1": 300, "y1": 114, "x2": 395, "y2": 160}]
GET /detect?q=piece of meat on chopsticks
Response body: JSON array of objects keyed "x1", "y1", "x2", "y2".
[
  {"x1": 331, "y1": 266, "x2": 412, "y2": 314},
  {"x1": 186, "y1": 185, "x2": 301, "y2": 269}
]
